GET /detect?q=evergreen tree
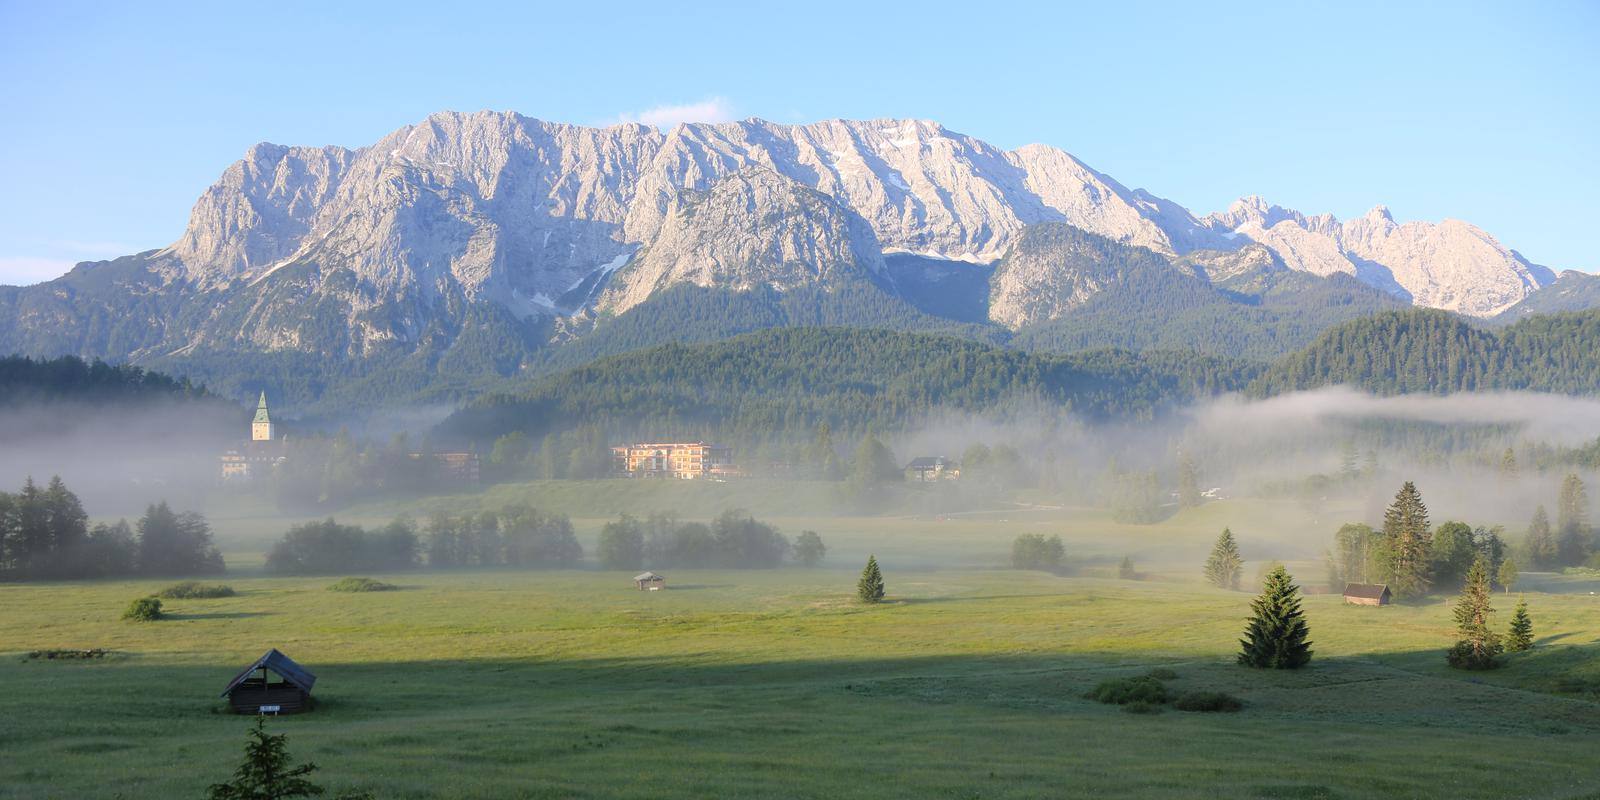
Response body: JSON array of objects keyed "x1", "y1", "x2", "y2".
[
  {"x1": 1381, "y1": 481, "x2": 1432, "y2": 599},
  {"x1": 1525, "y1": 505, "x2": 1557, "y2": 569},
  {"x1": 1556, "y1": 473, "x2": 1592, "y2": 566},
  {"x1": 1237, "y1": 565, "x2": 1312, "y2": 669},
  {"x1": 1499, "y1": 447, "x2": 1518, "y2": 481},
  {"x1": 792, "y1": 530, "x2": 826, "y2": 567},
  {"x1": 1118, "y1": 555, "x2": 1137, "y2": 580},
  {"x1": 1176, "y1": 451, "x2": 1201, "y2": 509},
  {"x1": 1429, "y1": 521, "x2": 1477, "y2": 590},
  {"x1": 206, "y1": 718, "x2": 325, "y2": 800},
  {"x1": 136, "y1": 502, "x2": 224, "y2": 576},
  {"x1": 1203, "y1": 528, "x2": 1243, "y2": 590},
  {"x1": 1339, "y1": 440, "x2": 1359, "y2": 480},
  {"x1": 1496, "y1": 559, "x2": 1519, "y2": 594},
  {"x1": 1446, "y1": 554, "x2": 1502, "y2": 670},
  {"x1": 857, "y1": 555, "x2": 886, "y2": 603},
  {"x1": 597, "y1": 515, "x2": 646, "y2": 570},
  {"x1": 849, "y1": 435, "x2": 902, "y2": 489},
  {"x1": 1506, "y1": 598, "x2": 1533, "y2": 652}
]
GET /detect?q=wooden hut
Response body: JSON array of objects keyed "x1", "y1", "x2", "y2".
[
  {"x1": 221, "y1": 649, "x2": 316, "y2": 714},
  {"x1": 1342, "y1": 583, "x2": 1392, "y2": 606},
  {"x1": 634, "y1": 571, "x2": 666, "y2": 591}
]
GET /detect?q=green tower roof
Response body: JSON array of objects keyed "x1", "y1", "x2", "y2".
[{"x1": 253, "y1": 392, "x2": 271, "y2": 424}]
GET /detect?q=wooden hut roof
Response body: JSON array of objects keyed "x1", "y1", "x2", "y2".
[
  {"x1": 906, "y1": 456, "x2": 950, "y2": 469},
  {"x1": 220, "y1": 649, "x2": 317, "y2": 697},
  {"x1": 634, "y1": 571, "x2": 664, "y2": 581},
  {"x1": 1342, "y1": 583, "x2": 1390, "y2": 600}
]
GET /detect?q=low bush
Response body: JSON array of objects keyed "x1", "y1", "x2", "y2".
[
  {"x1": 158, "y1": 581, "x2": 236, "y2": 599},
  {"x1": 122, "y1": 597, "x2": 163, "y2": 621},
  {"x1": 1088, "y1": 675, "x2": 1170, "y2": 706},
  {"x1": 327, "y1": 577, "x2": 398, "y2": 593},
  {"x1": 27, "y1": 649, "x2": 108, "y2": 660},
  {"x1": 1145, "y1": 667, "x2": 1179, "y2": 680},
  {"x1": 1173, "y1": 691, "x2": 1244, "y2": 712},
  {"x1": 1122, "y1": 700, "x2": 1164, "y2": 714}
]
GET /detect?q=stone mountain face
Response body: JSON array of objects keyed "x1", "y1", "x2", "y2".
[
  {"x1": 1201, "y1": 196, "x2": 1555, "y2": 316},
  {"x1": 599, "y1": 167, "x2": 886, "y2": 314},
  {"x1": 0, "y1": 111, "x2": 1577, "y2": 368}
]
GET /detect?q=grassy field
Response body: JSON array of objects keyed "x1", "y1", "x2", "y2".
[{"x1": 6, "y1": 495, "x2": 1600, "y2": 799}]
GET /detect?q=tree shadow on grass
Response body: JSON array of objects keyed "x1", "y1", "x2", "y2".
[{"x1": 163, "y1": 611, "x2": 276, "y2": 621}]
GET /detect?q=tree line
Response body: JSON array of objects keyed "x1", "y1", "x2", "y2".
[
  {"x1": 262, "y1": 507, "x2": 825, "y2": 574},
  {"x1": 0, "y1": 476, "x2": 222, "y2": 580}
]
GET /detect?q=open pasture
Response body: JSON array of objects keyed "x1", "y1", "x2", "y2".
[{"x1": 4, "y1": 540, "x2": 1600, "y2": 798}]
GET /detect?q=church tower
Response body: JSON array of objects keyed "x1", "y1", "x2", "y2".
[{"x1": 251, "y1": 392, "x2": 275, "y2": 442}]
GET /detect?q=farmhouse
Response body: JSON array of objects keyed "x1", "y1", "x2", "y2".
[
  {"x1": 905, "y1": 456, "x2": 958, "y2": 482},
  {"x1": 634, "y1": 571, "x2": 666, "y2": 590},
  {"x1": 1342, "y1": 583, "x2": 1392, "y2": 606},
  {"x1": 221, "y1": 649, "x2": 317, "y2": 714},
  {"x1": 611, "y1": 442, "x2": 734, "y2": 479}
]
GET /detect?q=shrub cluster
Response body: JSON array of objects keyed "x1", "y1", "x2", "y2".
[
  {"x1": 157, "y1": 582, "x2": 235, "y2": 599},
  {"x1": 598, "y1": 510, "x2": 798, "y2": 571},
  {"x1": 267, "y1": 518, "x2": 422, "y2": 575},
  {"x1": 1087, "y1": 671, "x2": 1243, "y2": 715},
  {"x1": 1010, "y1": 534, "x2": 1065, "y2": 571},
  {"x1": 327, "y1": 577, "x2": 397, "y2": 593},
  {"x1": 122, "y1": 597, "x2": 163, "y2": 621}
]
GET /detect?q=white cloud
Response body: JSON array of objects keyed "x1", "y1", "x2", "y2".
[
  {"x1": 0, "y1": 257, "x2": 75, "y2": 286},
  {"x1": 615, "y1": 97, "x2": 737, "y2": 130}
]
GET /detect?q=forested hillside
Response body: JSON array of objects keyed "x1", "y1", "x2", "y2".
[
  {"x1": 1249, "y1": 309, "x2": 1600, "y2": 396},
  {"x1": 0, "y1": 355, "x2": 212, "y2": 407},
  {"x1": 444, "y1": 327, "x2": 1261, "y2": 447}
]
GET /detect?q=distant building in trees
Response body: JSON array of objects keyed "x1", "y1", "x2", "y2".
[
  {"x1": 411, "y1": 450, "x2": 481, "y2": 484},
  {"x1": 611, "y1": 442, "x2": 734, "y2": 479},
  {"x1": 1342, "y1": 583, "x2": 1392, "y2": 606},
  {"x1": 220, "y1": 393, "x2": 287, "y2": 481},
  {"x1": 221, "y1": 649, "x2": 316, "y2": 715},
  {"x1": 905, "y1": 456, "x2": 958, "y2": 482}
]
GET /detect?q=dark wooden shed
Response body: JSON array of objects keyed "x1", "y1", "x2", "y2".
[
  {"x1": 221, "y1": 649, "x2": 316, "y2": 714},
  {"x1": 634, "y1": 571, "x2": 666, "y2": 591},
  {"x1": 1342, "y1": 583, "x2": 1392, "y2": 606}
]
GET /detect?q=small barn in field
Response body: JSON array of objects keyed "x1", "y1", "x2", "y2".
[
  {"x1": 221, "y1": 649, "x2": 316, "y2": 714},
  {"x1": 634, "y1": 571, "x2": 666, "y2": 591},
  {"x1": 1343, "y1": 583, "x2": 1392, "y2": 606}
]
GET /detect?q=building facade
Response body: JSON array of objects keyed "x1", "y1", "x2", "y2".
[
  {"x1": 611, "y1": 442, "x2": 734, "y2": 479},
  {"x1": 221, "y1": 392, "x2": 286, "y2": 481}
]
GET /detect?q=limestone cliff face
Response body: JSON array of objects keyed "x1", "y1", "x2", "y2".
[
  {"x1": 1203, "y1": 197, "x2": 1553, "y2": 316},
  {"x1": 600, "y1": 167, "x2": 885, "y2": 314},
  {"x1": 2, "y1": 112, "x2": 1574, "y2": 362}
]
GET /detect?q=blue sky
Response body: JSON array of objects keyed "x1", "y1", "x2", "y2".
[{"x1": 1, "y1": 0, "x2": 1595, "y2": 285}]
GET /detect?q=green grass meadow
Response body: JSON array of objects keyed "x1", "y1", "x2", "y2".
[{"x1": 3, "y1": 495, "x2": 1599, "y2": 799}]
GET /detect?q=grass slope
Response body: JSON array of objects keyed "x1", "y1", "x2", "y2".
[{"x1": 4, "y1": 500, "x2": 1599, "y2": 799}]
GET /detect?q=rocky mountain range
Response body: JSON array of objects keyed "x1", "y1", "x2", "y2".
[{"x1": 0, "y1": 110, "x2": 1587, "y2": 405}]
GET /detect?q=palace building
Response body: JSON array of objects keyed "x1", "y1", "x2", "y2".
[
  {"x1": 220, "y1": 392, "x2": 287, "y2": 481},
  {"x1": 611, "y1": 441, "x2": 735, "y2": 479}
]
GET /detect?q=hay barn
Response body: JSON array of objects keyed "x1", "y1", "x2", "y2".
[{"x1": 221, "y1": 649, "x2": 316, "y2": 714}]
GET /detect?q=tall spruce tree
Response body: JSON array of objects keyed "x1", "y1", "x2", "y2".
[
  {"x1": 1177, "y1": 452, "x2": 1201, "y2": 509},
  {"x1": 857, "y1": 554, "x2": 886, "y2": 603},
  {"x1": 1204, "y1": 528, "x2": 1243, "y2": 590},
  {"x1": 1498, "y1": 448, "x2": 1518, "y2": 481},
  {"x1": 206, "y1": 718, "x2": 324, "y2": 799},
  {"x1": 1506, "y1": 598, "x2": 1533, "y2": 652},
  {"x1": 1525, "y1": 505, "x2": 1557, "y2": 569},
  {"x1": 1446, "y1": 554, "x2": 1503, "y2": 670},
  {"x1": 1238, "y1": 565, "x2": 1312, "y2": 669},
  {"x1": 1381, "y1": 481, "x2": 1432, "y2": 599},
  {"x1": 1556, "y1": 474, "x2": 1592, "y2": 566}
]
